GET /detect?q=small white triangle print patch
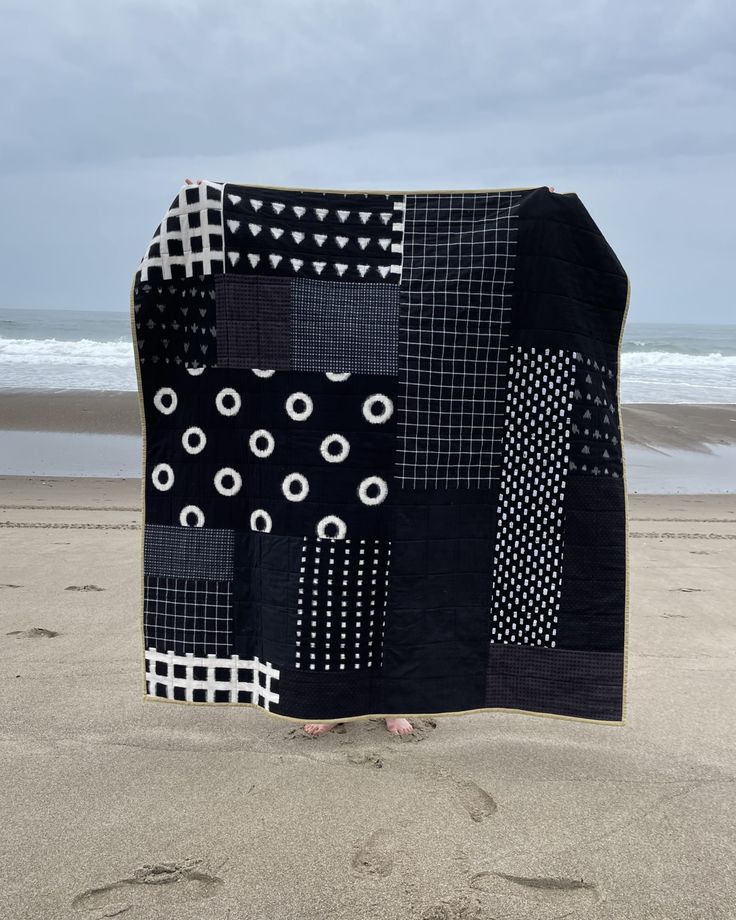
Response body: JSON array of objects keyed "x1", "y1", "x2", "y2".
[
  {"x1": 270, "y1": 227, "x2": 284, "y2": 239},
  {"x1": 291, "y1": 231, "x2": 305, "y2": 244},
  {"x1": 334, "y1": 263, "x2": 348, "y2": 276},
  {"x1": 359, "y1": 212, "x2": 371, "y2": 223},
  {"x1": 313, "y1": 233, "x2": 327, "y2": 247},
  {"x1": 272, "y1": 201, "x2": 285, "y2": 214},
  {"x1": 357, "y1": 237, "x2": 370, "y2": 249},
  {"x1": 269, "y1": 254, "x2": 283, "y2": 268},
  {"x1": 226, "y1": 220, "x2": 240, "y2": 234},
  {"x1": 228, "y1": 252, "x2": 241, "y2": 267},
  {"x1": 290, "y1": 258, "x2": 304, "y2": 272},
  {"x1": 227, "y1": 194, "x2": 242, "y2": 205},
  {"x1": 315, "y1": 208, "x2": 329, "y2": 221},
  {"x1": 250, "y1": 199, "x2": 263, "y2": 211},
  {"x1": 336, "y1": 210, "x2": 350, "y2": 222},
  {"x1": 335, "y1": 236, "x2": 349, "y2": 248},
  {"x1": 292, "y1": 205, "x2": 306, "y2": 218},
  {"x1": 247, "y1": 253, "x2": 260, "y2": 268},
  {"x1": 248, "y1": 223, "x2": 262, "y2": 236},
  {"x1": 313, "y1": 261, "x2": 326, "y2": 274},
  {"x1": 357, "y1": 264, "x2": 370, "y2": 277}
]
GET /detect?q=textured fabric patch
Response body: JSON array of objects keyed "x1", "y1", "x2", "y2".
[
  {"x1": 143, "y1": 524, "x2": 234, "y2": 579},
  {"x1": 295, "y1": 537, "x2": 391, "y2": 671},
  {"x1": 396, "y1": 191, "x2": 520, "y2": 488},
  {"x1": 485, "y1": 645, "x2": 624, "y2": 721},
  {"x1": 290, "y1": 278, "x2": 398, "y2": 374},
  {"x1": 144, "y1": 574, "x2": 232, "y2": 656},
  {"x1": 489, "y1": 345, "x2": 575, "y2": 647},
  {"x1": 569, "y1": 350, "x2": 623, "y2": 478},
  {"x1": 214, "y1": 274, "x2": 290, "y2": 369},
  {"x1": 554, "y1": 475, "x2": 627, "y2": 651},
  {"x1": 133, "y1": 275, "x2": 216, "y2": 369}
]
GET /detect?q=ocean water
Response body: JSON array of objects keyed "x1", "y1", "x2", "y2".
[{"x1": 0, "y1": 308, "x2": 735, "y2": 404}]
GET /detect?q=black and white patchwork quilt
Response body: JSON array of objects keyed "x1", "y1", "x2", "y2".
[{"x1": 130, "y1": 181, "x2": 631, "y2": 724}]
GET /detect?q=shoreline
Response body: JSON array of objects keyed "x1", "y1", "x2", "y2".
[
  {"x1": 1, "y1": 388, "x2": 735, "y2": 448},
  {"x1": 1, "y1": 390, "x2": 735, "y2": 492}
]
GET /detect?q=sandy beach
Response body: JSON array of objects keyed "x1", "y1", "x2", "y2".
[{"x1": 1, "y1": 394, "x2": 735, "y2": 919}]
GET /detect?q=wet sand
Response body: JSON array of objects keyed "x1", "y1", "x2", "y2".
[
  {"x1": 0, "y1": 475, "x2": 735, "y2": 919},
  {"x1": 2, "y1": 390, "x2": 736, "y2": 491},
  {"x1": 2, "y1": 388, "x2": 736, "y2": 447}
]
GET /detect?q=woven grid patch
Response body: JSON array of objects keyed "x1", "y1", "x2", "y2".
[
  {"x1": 144, "y1": 574, "x2": 233, "y2": 656},
  {"x1": 144, "y1": 524, "x2": 234, "y2": 579},
  {"x1": 136, "y1": 180, "x2": 225, "y2": 282},
  {"x1": 290, "y1": 278, "x2": 399, "y2": 374},
  {"x1": 489, "y1": 345, "x2": 576, "y2": 647},
  {"x1": 396, "y1": 191, "x2": 520, "y2": 489},
  {"x1": 214, "y1": 274, "x2": 290, "y2": 369},
  {"x1": 295, "y1": 537, "x2": 391, "y2": 670},
  {"x1": 146, "y1": 648, "x2": 280, "y2": 709}
]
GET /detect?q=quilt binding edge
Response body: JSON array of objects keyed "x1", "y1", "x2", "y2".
[{"x1": 128, "y1": 185, "x2": 632, "y2": 728}]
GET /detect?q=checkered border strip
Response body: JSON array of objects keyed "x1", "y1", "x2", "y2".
[
  {"x1": 145, "y1": 648, "x2": 280, "y2": 710},
  {"x1": 137, "y1": 180, "x2": 224, "y2": 281}
]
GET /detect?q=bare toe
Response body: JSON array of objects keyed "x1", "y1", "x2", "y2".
[
  {"x1": 303, "y1": 722, "x2": 339, "y2": 736},
  {"x1": 385, "y1": 717, "x2": 414, "y2": 735}
]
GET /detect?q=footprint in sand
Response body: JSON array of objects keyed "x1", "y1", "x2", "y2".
[
  {"x1": 71, "y1": 859, "x2": 224, "y2": 913},
  {"x1": 0, "y1": 583, "x2": 22, "y2": 589},
  {"x1": 7, "y1": 627, "x2": 59, "y2": 638},
  {"x1": 347, "y1": 751, "x2": 385, "y2": 768},
  {"x1": 65, "y1": 584, "x2": 105, "y2": 592},
  {"x1": 452, "y1": 778, "x2": 498, "y2": 823},
  {"x1": 419, "y1": 892, "x2": 484, "y2": 920},
  {"x1": 423, "y1": 767, "x2": 498, "y2": 823},
  {"x1": 351, "y1": 829, "x2": 394, "y2": 878}
]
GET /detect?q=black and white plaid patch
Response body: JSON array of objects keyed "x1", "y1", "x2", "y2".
[
  {"x1": 145, "y1": 648, "x2": 280, "y2": 709},
  {"x1": 136, "y1": 180, "x2": 225, "y2": 282}
]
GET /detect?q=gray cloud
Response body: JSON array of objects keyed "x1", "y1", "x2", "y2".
[{"x1": 0, "y1": 0, "x2": 734, "y2": 320}]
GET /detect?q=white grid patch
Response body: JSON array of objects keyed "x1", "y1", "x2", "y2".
[
  {"x1": 145, "y1": 648, "x2": 280, "y2": 709},
  {"x1": 489, "y1": 345, "x2": 577, "y2": 647},
  {"x1": 396, "y1": 191, "x2": 521, "y2": 488},
  {"x1": 144, "y1": 575, "x2": 232, "y2": 656},
  {"x1": 137, "y1": 180, "x2": 225, "y2": 281}
]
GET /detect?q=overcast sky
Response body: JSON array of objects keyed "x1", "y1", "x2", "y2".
[{"x1": 1, "y1": 0, "x2": 734, "y2": 322}]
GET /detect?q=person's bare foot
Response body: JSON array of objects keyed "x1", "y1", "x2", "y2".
[
  {"x1": 385, "y1": 717, "x2": 414, "y2": 735},
  {"x1": 303, "y1": 722, "x2": 341, "y2": 736}
]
